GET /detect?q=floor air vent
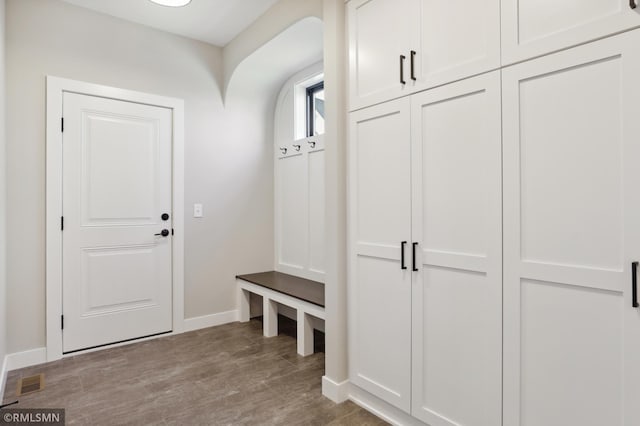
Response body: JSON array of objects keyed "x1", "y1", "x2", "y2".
[{"x1": 17, "y1": 374, "x2": 45, "y2": 396}]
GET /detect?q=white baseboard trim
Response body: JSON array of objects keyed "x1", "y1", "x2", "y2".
[
  {"x1": 349, "y1": 384, "x2": 426, "y2": 426},
  {"x1": 183, "y1": 310, "x2": 239, "y2": 332},
  {"x1": 322, "y1": 376, "x2": 349, "y2": 403},
  {"x1": 6, "y1": 347, "x2": 47, "y2": 372},
  {"x1": 0, "y1": 354, "x2": 8, "y2": 402}
]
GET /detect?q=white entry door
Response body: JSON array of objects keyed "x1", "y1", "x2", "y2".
[{"x1": 62, "y1": 92, "x2": 173, "y2": 353}]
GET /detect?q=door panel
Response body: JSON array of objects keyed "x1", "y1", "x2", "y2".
[
  {"x1": 82, "y1": 112, "x2": 157, "y2": 225},
  {"x1": 502, "y1": 0, "x2": 640, "y2": 65},
  {"x1": 519, "y1": 279, "x2": 623, "y2": 426},
  {"x1": 349, "y1": 98, "x2": 412, "y2": 412},
  {"x1": 503, "y1": 31, "x2": 640, "y2": 426},
  {"x1": 415, "y1": 0, "x2": 501, "y2": 93},
  {"x1": 348, "y1": 0, "x2": 419, "y2": 111},
  {"x1": 411, "y1": 72, "x2": 502, "y2": 426},
  {"x1": 63, "y1": 93, "x2": 173, "y2": 353},
  {"x1": 82, "y1": 246, "x2": 157, "y2": 314}
]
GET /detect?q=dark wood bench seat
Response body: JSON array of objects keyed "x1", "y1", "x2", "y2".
[
  {"x1": 236, "y1": 271, "x2": 325, "y2": 357},
  {"x1": 235, "y1": 271, "x2": 324, "y2": 307}
]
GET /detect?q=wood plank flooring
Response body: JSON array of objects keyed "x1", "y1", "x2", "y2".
[{"x1": 2, "y1": 317, "x2": 387, "y2": 425}]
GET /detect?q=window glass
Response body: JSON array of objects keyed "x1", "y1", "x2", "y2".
[{"x1": 307, "y1": 82, "x2": 325, "y2": 136}]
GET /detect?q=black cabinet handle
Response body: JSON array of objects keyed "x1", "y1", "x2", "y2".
[
  {"x1": 410, "y1": 50, "x2": 417, "y2": 81},
  {"x1": 400, "y1": 55, "x2": 406, "y2": 85},
  {"x1": 633, "y1": 261, "x2": 639, "y2": 308},
  {"x1": 412, "y1": 242, "x2": 419, "y2": 272},
  {"x1": 401, "y1": 241, "x2": 407, "y2": 270},
  {"x1": 631, "y1": 0, "x2": 637, "y2": 9}
]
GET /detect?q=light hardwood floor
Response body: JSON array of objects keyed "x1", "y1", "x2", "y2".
[{"x1": 2, "y1": 316, "x2": 386, "y2": 425}]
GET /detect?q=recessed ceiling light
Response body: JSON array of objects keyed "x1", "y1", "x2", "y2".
[{"x1": 149, "y1": 0, "x2": 192, "y2": 7}]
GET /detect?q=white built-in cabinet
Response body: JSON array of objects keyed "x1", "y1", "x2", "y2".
[
  {"x1": 502, "y1": 31, "x2": 640, "y2": 426},
  {"x1": 349, "y1": 72, "x2": 502, "y2": 424},
  {"x1": 347, "y1": 0, "x2": 640, "y2": 424},
  {"x1": 276, "y1": 135, "x2": 325, "y2": 282},
  {"x1": 347, "y1": 0, "x2": 501, "y2": 111}
]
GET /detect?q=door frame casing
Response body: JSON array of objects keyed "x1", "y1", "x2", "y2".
[{"x1": 45, "y1": 76, "x2": 185, "y2": 361}]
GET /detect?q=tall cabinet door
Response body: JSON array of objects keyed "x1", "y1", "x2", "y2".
[
  {"x1": 413, "y1": 0, "x2": 501, "y2": 92},
  {"x1": 348, "y1": 0, "x2": 420, "y2": 111},
  {"x1": 410, "y1": 72, "x2": 503, "y2": 426},
  {"x1": 502, "y1": 0, "x2": 640, "y2": 65},
  {"x1": 503, "y1": 31, "x2": 640, "y2": 426},
  {"x1": 348, "y1": 98, "x2": 413, "y2": 412}
]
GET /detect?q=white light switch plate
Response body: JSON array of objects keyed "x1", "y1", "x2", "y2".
[{"x1": 193, "y1": 203, "x2": 203, "y2": 218}]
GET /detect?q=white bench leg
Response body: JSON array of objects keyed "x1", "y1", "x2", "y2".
[
  {"x1": 297, "y1": 310, "x2": 314, "y2": 356},
  {"x1": 238, "y1": 287, "x2": 251, "y2": 323},
  {"x1": 263, "y1": 297, "x2": 278, "y2": 337}
]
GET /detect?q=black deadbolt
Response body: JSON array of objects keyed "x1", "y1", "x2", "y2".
[{"x1": 161, "y1": 213, "x2": 170, "y2": 221}]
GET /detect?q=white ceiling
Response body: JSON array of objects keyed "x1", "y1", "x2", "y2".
[{"x1": 61, "y1": 0, "x2": 280, "y2": 46}]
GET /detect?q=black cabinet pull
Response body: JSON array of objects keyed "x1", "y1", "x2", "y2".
[
  {"x1": 400, "y1": 55, "x2": 406, "y2": 85},
  {"x1": 633, "y1": 261, "x2": 639, "y2": 308},
  {"x1": 412, "y1": 242, "x2": 419, "y2": 272},
  {"x1": 401, "y1": 241, "x2": 407, "y2": 270},
  {"x1": 631, "y1": 0, "x2": 637, "y2": 9},
  {"x1": 410, "y1": 50, "x2": 417, "y2": 81}
]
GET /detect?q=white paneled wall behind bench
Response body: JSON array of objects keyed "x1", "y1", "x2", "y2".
[{"x1": 274, "y1": 62, "x2": 326, "y2": 283}]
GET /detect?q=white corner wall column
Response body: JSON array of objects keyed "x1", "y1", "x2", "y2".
[
  {"x1": 322, "y1": 0, "x2": 349, "y2": 403},
  {"x1": 45, "y1": 76, "x2": 185, "y2": 362}
]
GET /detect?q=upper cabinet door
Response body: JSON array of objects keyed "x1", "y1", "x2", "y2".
[
  {"x1": 348, "y1": 0, "x2": 420, "y2": 111},
  {"x1": 348, "y1": 0, "x2": 501, "y2": 111},
  {"x1": 502, "y1": 0, "x2": 640, "y2": 65},
  {"x1": 412, "y1": 0, "x2": 501, "y2": 92}
]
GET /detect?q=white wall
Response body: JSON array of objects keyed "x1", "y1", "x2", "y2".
[
  {"x1": 5, "y1": 0, "x2": 274, "y2": 353},
  {"x1": 0, "y1": 0, "x2": 8, "y2": 379},
  {"x1": 222, "y1": 0, "x2": 322, "y2": 96}
]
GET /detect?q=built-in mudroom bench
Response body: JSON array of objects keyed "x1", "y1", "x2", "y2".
[{"x1": 236, "y1": 271, "x2": 325, "y2": 357}]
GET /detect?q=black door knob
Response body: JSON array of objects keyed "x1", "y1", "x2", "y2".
[
  {"x1": 161, "y1": 213, "x2": 170, "y2": 221},
  {"x1": 155, "y1": 229, "x2": 170, "y2": 237}
]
